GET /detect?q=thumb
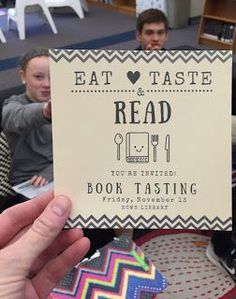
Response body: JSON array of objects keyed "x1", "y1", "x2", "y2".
[
  {"x1": 145, "y1": 44, "x2": 152, "y2": 50},
  {"x1": 43, "y1": 101, "x2": 52, "y2": 120},
  {"x1": 16, "y1": 195, "x2": 71, "y2": 266}
]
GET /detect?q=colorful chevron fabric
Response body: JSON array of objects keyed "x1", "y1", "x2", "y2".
[{"x1": 51, "y1": 235, "x2": 167, "y2": 299}]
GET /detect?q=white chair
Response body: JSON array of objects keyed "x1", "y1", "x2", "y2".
[
  {"x1": 44, "y1": 0, "x2": 89, "y2": 19},
  {"x1": 0, "y1": 28, "x2": 6, "y2": 43},
  {"x1": 80, "y1": 0, "x2": 89, "y2": 12},
  {"x1": 0, "y1": 9, "x2": 6, "y2": 43},
  {"x1": 7, "y1": 0, "x2": 58, "y2": 40}
]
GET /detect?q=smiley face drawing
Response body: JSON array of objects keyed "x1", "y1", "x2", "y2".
[
  {"x1": 126, "y1": 132, "x2": 149, "y2": 163},
  {"x1": 134, "y1": 144, "x2": 144, "y2": 153}
]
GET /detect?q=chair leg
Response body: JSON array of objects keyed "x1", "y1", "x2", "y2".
[
  {"x1": 81, "y1": 0, "x2": 89, "y2": 12},
  {"x1": 0, "y1": 28, "x2": 6, "y2": 43},
  {"x1": 17, "y1": 9, "x2": 25, "y2": 40},
  {"x1": 7, "y1": 15, "x2": 11, "y2": 30},
  {"x1": 70, "y1": 1, "x2": 84, "y2": 19},
  {"x1": 7, "y1": 8, "x2": 14, "y2": 31},
  {"x1": 41, "y1": 6, "x2": 57, "y2": 34}
]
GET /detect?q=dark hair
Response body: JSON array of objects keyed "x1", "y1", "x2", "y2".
[
  {"x1": 136, "y1": 8, "x2": 169, "y2": 33},
  {"x1": 19, "y1": 48, "x2": 49, "y2": 71}
]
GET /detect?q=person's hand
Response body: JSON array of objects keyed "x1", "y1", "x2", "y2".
[
  {"x1": 30, "y1": 175, "x2": 49, "y2": 187},
  {"x1": 0, "y1": 192, "x2": 90, "y2": 299},
  {"x1": 145, "y1": 43, "x2": 162, "y2": 50},
  {"x1": 43, "y1": 100, "x2": 51, "y2": 120}
]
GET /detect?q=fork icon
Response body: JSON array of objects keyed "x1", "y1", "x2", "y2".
[{"x1": 151, "y1": 134, "x2": 159, "y2": 162}]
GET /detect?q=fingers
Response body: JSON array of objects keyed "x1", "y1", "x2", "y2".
[
  {"x1": 145, "y1": 44, "x2": 160, "y2": 50},
  {"x1": 15, "y1": 195, "x2": 72, "y2": 266},
  {"x1": 30, "y1": 175, "x2": 37, "y2": 185},
  {"x1": 30, "y1": 175, "x2": 48, "y2": 187},
  {"x1": 30, "y1": 228, "x2": 84, "y2": 274},
  {"x1": 31, "y1": 237, "x2": 90, "y2": 299},
  {"x1": 145, "y1": 44, "x2": 152, "y2": 50},
  {"x1": 0, "y1": 191, "x2": 54, "y2": 247}
]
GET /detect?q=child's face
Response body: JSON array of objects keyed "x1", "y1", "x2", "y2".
[
  {"x1": 136, "y1": 22, "x2": 168, "y2": 50},
  {"x1": 20, "y1": 56, "x2": 50, "y2": 102}
]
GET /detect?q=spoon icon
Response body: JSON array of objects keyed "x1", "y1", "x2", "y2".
[{"x1": 114, "y1": 133, "x2": 123, "y2": 160}]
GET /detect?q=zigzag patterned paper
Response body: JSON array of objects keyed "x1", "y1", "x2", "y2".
[{"x1": 51, "y1": 235, "x2": 167, "y2": 299}]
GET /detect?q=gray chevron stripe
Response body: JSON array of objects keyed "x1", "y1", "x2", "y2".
[
  {"x1": 65, "y1": 215, "x2": 232, "y2": 230},
  {"x1": 49, "y1": 49, "x2": 232, "y2": 64}
]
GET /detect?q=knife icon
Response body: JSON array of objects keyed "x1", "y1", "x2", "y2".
[{"x1": 165, "y1": 134, "x2": 171, "y2": 162}]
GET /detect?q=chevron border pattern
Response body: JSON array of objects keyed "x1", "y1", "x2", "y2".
[
  {"x1": 49, "y1": 49, "x2": 232, "y2": 64},
  {"x1": 66, "y1": 215, "x2": 232, "y2": 230},
  {"x1": 52, "y1": 235, "x2": 168, "y2": 299}
]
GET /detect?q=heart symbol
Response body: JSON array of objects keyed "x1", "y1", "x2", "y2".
[{"x1": 127, "y1": 71, "x2": 140, "y2": 84}]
